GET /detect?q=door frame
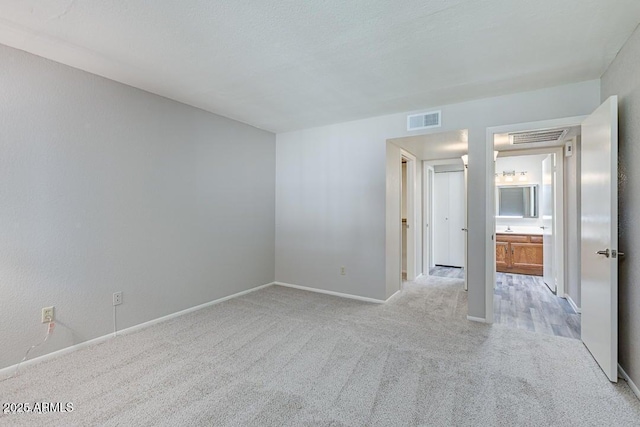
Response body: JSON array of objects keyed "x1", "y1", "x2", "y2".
[
  {"x1": 484, "y1": 116, "x2": 586, "y2": 322},
  {"x1": 401, "y1": 150, "x2": 417, "y2": 282},
  {"x1": 423, "y1": 158, "x2": 468, "y2": 283},
  {"x1": 423, "y1": 163, "x2": 435, "y2": 273},
  {"x1": 497, "y1": 148, "x2": 565, "y2": 293}
]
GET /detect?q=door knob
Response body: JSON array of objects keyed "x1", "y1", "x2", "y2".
[
  {"x1": 461, "y1": 228, "x2": 468, "y2": 232},
  {"x1": 596, "y1": 249, "x2": 610, "y2": 258}
]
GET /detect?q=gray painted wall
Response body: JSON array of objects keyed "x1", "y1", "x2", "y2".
[
  {"x1": 0, "y1": 44, "x2": 276, "y2": 370},
  {"x1": 601, "y1": 24, "x2": 640, "y2": 390},
  {"x1": 275, "y1": 81, "x2": 601, "y2": 311}
]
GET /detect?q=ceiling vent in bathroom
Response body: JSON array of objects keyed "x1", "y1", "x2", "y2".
[
  {"x1": 407, "y1": 110, "x2": 441, "y2": 131},
  {"x1": 508, "y1": 128, "x2": 568, "y2": 145}
]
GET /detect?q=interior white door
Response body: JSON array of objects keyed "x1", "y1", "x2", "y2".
[
  {"x1": 423, "y1": 164, "x2": 435, "y2": 272},
  {"x1": 433, "y1": 171, "x2": 465, "y2": 267},
  {"x1": 448, "y1": 171, "x2": 465, "y2": 267},
  {"x1": 581, "y1": 95, "x2": 618, "y2": 382},
  {"x1": 541, "y1": 155, "x2": 555, "y2": 292},
  {"x1": 433, "y1": 173, "x2": 449, "y2": 265},
  {"x1": 463, "y1": 164, "x2": 468, "y2": 291}
]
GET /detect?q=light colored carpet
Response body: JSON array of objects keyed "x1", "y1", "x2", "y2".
[{"x1": 1, "y1": 276, "x2": 639, "y2": 426}]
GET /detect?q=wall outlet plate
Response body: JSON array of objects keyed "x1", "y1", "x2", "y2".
[
  {"x1": 113, "y1": 291, "x2": 123, "y2": 306},
  {"x1": 41, "y1": 306, "x2": 54, "y2": 323}
]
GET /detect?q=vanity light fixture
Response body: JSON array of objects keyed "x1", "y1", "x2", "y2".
[
  {"x1": 503, "y1": 170, "x2": 516, "y2": 182},
  {"x1": 498, "y1": 170, "x2": 528, "y2": 184}
]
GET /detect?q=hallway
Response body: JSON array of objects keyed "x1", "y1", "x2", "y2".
[{"x1": 429, "y1": 267, "x2": 580, "y2": 339}]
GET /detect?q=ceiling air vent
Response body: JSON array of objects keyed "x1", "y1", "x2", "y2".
[
  {"x1": 407, "y1": 111, "x2": 441, "y2": 131},
  {"x1": 509, "y1": 128, "x2": 568, "y2": 145}
]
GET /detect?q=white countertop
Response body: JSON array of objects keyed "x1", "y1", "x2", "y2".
[{"x1": 495, "y1": 226, "x2": 542, "y2": 236}]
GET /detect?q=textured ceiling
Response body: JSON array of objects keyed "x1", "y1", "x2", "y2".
[{"x1": 0, "y1": 1, "x2": 639, "y2": 132}]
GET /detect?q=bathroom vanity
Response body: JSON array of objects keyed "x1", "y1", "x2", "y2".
[{"x1": 495, "y1": 231, "x2": 543, "y2": 276}]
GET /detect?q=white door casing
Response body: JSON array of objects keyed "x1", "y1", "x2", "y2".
[
  {"x1": 581, "y1": 95, "x2": 618, "y2": 382},
  {"x1": 542, "y1": 154, "x2": 555, "y2": 292}
]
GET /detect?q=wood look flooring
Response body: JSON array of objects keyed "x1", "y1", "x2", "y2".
[
  {"x1": 429, "y1": 266, "x2": 581, "y2": 339},
  {"x1": 429, "y1": 265, "x2": 465, "y2": 279}
]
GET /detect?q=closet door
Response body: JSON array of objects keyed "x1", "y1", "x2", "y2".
[
  {"x1": 433, "y1": 173, "x2": 450, "y2": 265},
  {"x1": 448, "y1": 171, "x2": 465, "y2": 267}
]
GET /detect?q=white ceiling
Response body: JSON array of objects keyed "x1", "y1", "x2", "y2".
[
  {"x1": 1, "y1": 1, "x2": 639, "y2": 133},
  {"x1": 494, "y1": 125, "x2": 581, "y2": 152},
  {"x1": 389, "y1": 129, "x2": 468, "y2": 160}
]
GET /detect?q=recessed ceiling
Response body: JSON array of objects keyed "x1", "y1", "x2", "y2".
[{"x1": 0, "y1": 1, "x2": 639, "y2": 133}]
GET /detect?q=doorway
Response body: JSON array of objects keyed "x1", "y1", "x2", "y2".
[
  {"x1": 493, "y1": 148, "x2": 578, "y2": 339},
  {"x1": 486, "y1": 98, "x2": 620, "y2": 382},
  {"x1": 426, "y1": 160, "x2": 467, "y2": 286},
  {"x1": 385, "y1": 130, "x2": 469, "y2": 296}
]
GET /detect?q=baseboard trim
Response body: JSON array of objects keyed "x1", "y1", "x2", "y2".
[
  {"x1": 618, "y1": 364, "x2": 640, "y2": 400},
  {"x1": 467, "y1": 315, "x2": 487, "y2": 323},
  {"x1": 0, "y1": 281, "x2": 275, "y2": 377},
  {"x1": 274, "y1": 282, "x2": 386, "y2": 304},
  {"x1": 565, "y1": 294, "x2": 581, "y2": 314},
  {"x1": 385, "y1": 290, "x2": 401, "y2": 302},
  {"x1": 116, "y1": 282, "x2": 275, "y2": 338}
]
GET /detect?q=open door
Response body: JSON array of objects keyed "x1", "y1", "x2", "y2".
[
  {"x1": 541, "y1": 155, "x2": 555, "y2": 293},
  {"x1": 581, "y1": 95, "x2": 618, "y2": 382},
  {"x1": 423, "y1": 164, "x2": 435, "y2": 273},
  {"x1": 463, "y1": 161, "x2": 468, "y2": 291}
]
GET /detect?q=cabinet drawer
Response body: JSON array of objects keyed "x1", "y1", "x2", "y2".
[
  {"x1": 496, "y1": 234, "x2": 529, "y2": 243},
  {"x1": 530, "y1": 235, "x2": 543, "y2": 243}
]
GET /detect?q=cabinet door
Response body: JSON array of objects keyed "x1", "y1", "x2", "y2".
[
  {"x1": 496, "y1": 242, "x2": 510, "y2": 272},
  {"x1": 511, "y1": 243, "x2": 543, "y2": 275}
]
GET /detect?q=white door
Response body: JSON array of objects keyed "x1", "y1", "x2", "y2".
[
  {"x1": 581, "y1": 96, "x2": 618, "y2": 382},
  {"x1": 541, "y1": 155, "x2": 555, "y2": 292},
  {"x1": 448, "y1": 171, "x2": 465, "y2": 267},
  {"x1": 463, "y1": 163, "x2": 468, "y2": 291},
  {"x1": 433, "y1": 173, "x2": 449, "y2": 265},
  {"x1": 423, "y1": 164, "x2": 435, "y2": 272},
  {"x1": 433, "y1": 171, "x2": 465, "y2": 267}
]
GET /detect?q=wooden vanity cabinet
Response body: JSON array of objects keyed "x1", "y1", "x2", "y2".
[{"x1": 495, "y1": 233, "x2": 543, "y2": 276}]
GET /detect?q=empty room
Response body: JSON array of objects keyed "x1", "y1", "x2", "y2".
[{"x1": 2, "y1": 1, "x2": 640, "y2": 425}]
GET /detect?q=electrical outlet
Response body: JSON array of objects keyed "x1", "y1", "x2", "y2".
[
  {"x1": 41, "y1": 306, "x2": 54, "y2": 323},
  {"x1": 340, "y1": 266, "x2": 346, "y2": 275},
  {"x1": 113, "y1": 291, "x2": 123, "y2": 306}
]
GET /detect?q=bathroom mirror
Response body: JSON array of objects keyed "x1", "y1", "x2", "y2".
[{"x1": 497, "y1": 185, "x2": 539, "y2": 218}]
